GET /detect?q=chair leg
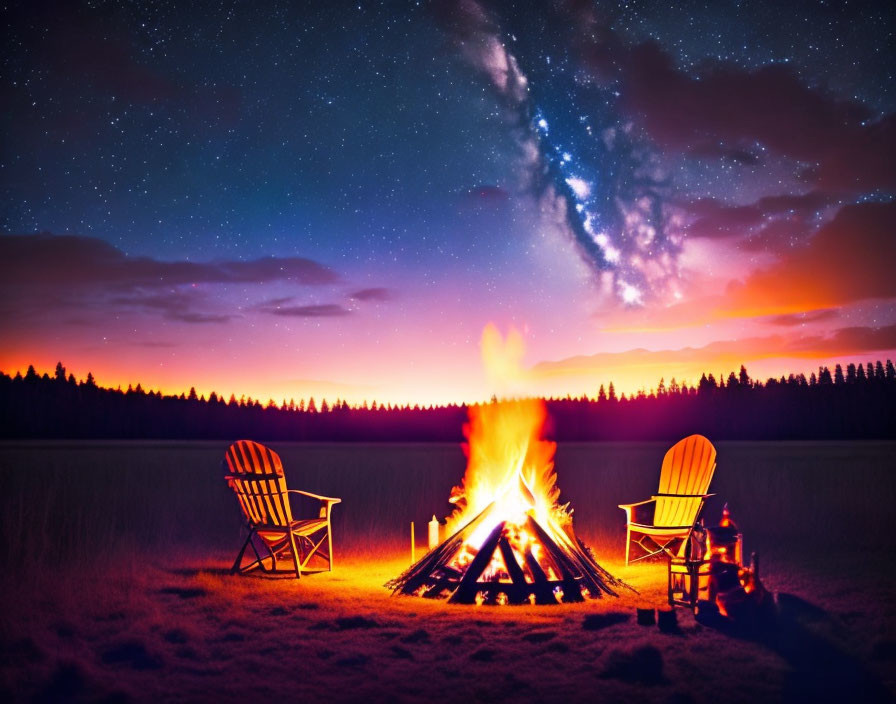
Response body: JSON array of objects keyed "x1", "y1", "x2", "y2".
[
  {"x1": 250, "y1": 538, "x2": 270, "y2": 572},
  {"x1": 327, "y1": 518, "x2": 334, "y2": 572},
  {"x1": 624, "y1": 525, "x2": 631, "y2": 566},
  {"x1": 287, "y1": 532, "x2": 302, "y2": 579},
  {"x1": 628, "y1": 535, "x2": 684, "y2": 564},
  {"x1": 231, "y1": 530, "x2": 254, "y2": 574},
  {"x1": 299, "y1": 533, "x2": 327, "y2": 570}
]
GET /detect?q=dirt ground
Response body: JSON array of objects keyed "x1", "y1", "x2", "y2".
[{"x1": 2, "y1": 547, "x2": 894, "y2": 704}]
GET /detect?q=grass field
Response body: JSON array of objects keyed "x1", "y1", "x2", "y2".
[{"x1": 1, "y1": 441, "x2": 894, "y2": 702}]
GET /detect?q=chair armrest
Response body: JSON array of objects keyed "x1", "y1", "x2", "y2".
[
  {"x1": 618, "y1": 498, "x2": 656, "y2": 510},
  {"x1": 651, "y1": 493, "x2": 715, "y2": 500},
  {"x1": 287, "y1": 490, "x2": 341, "y2": 520},
  {"x1": 287, "y1": 489, "x2": 341, "y2": 503},
  {"x1": 619, "y1": 498, "x2": 656, "y2": 525}
]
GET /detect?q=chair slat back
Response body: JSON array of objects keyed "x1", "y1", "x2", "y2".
[
  {"x1": 654, "y1": 434, "x2": 716, "y2": 527},
  {"x1": 224, "y1": 440, "x2": 293, "y2": 528}
]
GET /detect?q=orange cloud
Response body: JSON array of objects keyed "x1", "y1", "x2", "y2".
[
  {"x1": 725, "y1": 201, "x2": 896, "y2": 315},
  {"x1": 598, "y1": 201, "x2": 895, "y2": 334},
  {"x1": 529, "y1": 324, "x2": 896, "y2": 395}
]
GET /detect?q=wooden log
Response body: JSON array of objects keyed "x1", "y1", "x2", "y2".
[
  {"x1": 498, "y1": 537, "x2": 527, "y2": 585},
  {"x1": 434, "y1": 564, "x2": 463, "y2": 579},
  {"x1": 498, "y1": 537, "x2": 531, "y2": 604},
  {"x1": 423, "y1": 578, "x2": 455, "y2": 599},
  {"x1": 523, "y1": 516, "x2": 584, "y2": 602},
  {"x1": 449, "y1": 521, "x2": 506, "y2": 604},
  {"x1": 388, "y1": 501, "x2": 634, "y2": 605},
  {"x1": 530, "y1": 516, "x2": 622, "y2": 599},
  {"x1": 524, "y1": 517, "x2": 580, "y2": 581},
  {"x1": 523, "y1": 544, "x2": 558, "y2": 605},
  {"x1": 575, "y1": 536, "x2": 634, "y2": 593},
  {"x1": 393, "y1": 532, "x2": 463, "y2": 594},
  {"x1": 527, "y1": 516, "x2": 620, "y2": 598},
  {"x1": 387, "y1": 502, "x2": 494, "y2": 594}
]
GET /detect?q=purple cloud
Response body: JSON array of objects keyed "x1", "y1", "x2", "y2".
[
  {"x1": 0, "y1": 233, "x2": 339, "y2": 288},
  {"x1": 268, "y1": 304, "x2": 351, "y2": 318},
  {"x1": 0, "y1": 232, "x2": 343, "y2": 327},
  {"x1": 349, "y1": 288, "x2": 393, "y2": 302}
]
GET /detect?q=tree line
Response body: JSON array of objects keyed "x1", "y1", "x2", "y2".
[{"x1": 0, "y1": 361, "x2": 894, "y2": 441}]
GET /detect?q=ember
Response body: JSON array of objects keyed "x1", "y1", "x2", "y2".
[{"x1": 388, "y1": 398, "x2": 631, "y2": 604}]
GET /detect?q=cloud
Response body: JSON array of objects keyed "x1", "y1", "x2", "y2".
[
  {"x1": 543, "y1": 2, "x2": 893, "y2": 194},
  {"x1": 788, "y1": 324, "x2": 896, "y2": 354},
  {"x1": 0, "y1": 233, "x2": 339, "y2": 288},
  {"x1": 739, "y1": 218, "x2": 817, "y2": 254},
  {"x1": 726, "y1": 201, "x2": 896, "y2": 313},
  {"x1": 255, "y1": 287, "x2": 395, "y2": 317},
  {"x1": 766, "y1": 309, "x2": 839, "y2": 327},
  {"x1": 684, "y1": 200, "x2": 765, "y2": 240},
  {"x1": 267, "y1": 304, "x2": 351, "y2": 318},
  {"x1": 530, "y1": 323, "x2": 896, "y2": 390},
  {"x1": 683, "y1": 191, "x2": 834, "y2": 247},
  {"x1": 0, "y1": 232, "x2": 342, "y2": 327},
  {"x1": 687, "y1": 144, "x2": 760, "y2": 165},
  {"x1": 611, "y1": 201, "x2": 894, "y2": 329},
  {"x1": 108, "y1": 290, "x2": 234, "y2": 324},
  {"x1": 612, "y1": 42, "x2": 894, "y2": 193},
  {"x1": 349, "y1": 288, "x2": 393, "y2": 302}
]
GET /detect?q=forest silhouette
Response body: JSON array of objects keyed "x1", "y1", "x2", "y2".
[{"x1": 1, "y1": 361, "x2": 894, "y2": 441}]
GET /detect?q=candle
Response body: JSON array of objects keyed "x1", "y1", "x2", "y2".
[{"x1": 428, "y1": 515, "x2": 439, "y2": 551}]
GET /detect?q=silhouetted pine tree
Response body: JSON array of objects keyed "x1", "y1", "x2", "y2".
[{"x1": 1, "y1": 361, "x2": 894, "y2": 441}]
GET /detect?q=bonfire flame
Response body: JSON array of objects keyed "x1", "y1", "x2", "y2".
[
  {"x1": 448, "y1": 398, "x2": 564, "y2": 532},
  {"x1": 445, "y1": 398, "x2": 571, "y2": 580},
  {"x1": 387, "y1": 325, "x2": 630, "y2": 604}
]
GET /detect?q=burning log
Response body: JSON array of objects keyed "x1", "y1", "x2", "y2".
[
  {"x1": 522, "y1": 542, "x2": 557, "y2": 605},
  {"x1": 388, "y1": 504, "x2": 631, "y2": 604},
  {"x1": 392, "y1": 504, "x2": 493, "y2": 597},
  {"x1": 450, "y1": 521, "x2": 507, "y2": 604}
]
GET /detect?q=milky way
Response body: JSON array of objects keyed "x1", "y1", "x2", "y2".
[{"x1": 444, "y1": 0, "x2": 683, "y2": 305}]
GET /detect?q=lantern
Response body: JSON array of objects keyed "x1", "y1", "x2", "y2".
[
  {"x1": 668, "y1": 504, "x2": 750, "y2": 614},
  {"x1": 706, "y1": 504, "x2": 742, "y2": 564},
  {"x1": 668, "y1": 519, "x2": 710, "y2": 608}
]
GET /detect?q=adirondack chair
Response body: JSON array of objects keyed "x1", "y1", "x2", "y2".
[
  {"x1": 619, "y1": 434, "x2": 717, "y2": 565},
  {"x1": 224, "y1": 440, "x2": 341, "y2": 578}
]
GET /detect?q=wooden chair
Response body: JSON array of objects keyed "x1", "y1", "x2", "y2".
[
  {"x1": 224, "y1": 440, "x2": 341, "y2": 578},
  {"x1": 619, "y1": 434, "x2": 716, "y2": 565}
]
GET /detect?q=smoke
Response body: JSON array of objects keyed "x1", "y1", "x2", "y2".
[
  {"x1": 436, "y1": 0, "x2": 683, "y2": 305},
  {"x1": 480, "y1": 323, "x2": 528, "y2": 396}
]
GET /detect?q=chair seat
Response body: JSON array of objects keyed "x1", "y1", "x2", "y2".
[
  {"x1": 628, "y1": 523, "x2": 693, "y2": 536},
  {"x1": 257, "y1": 518, "x2": 328, "y2": 543}
]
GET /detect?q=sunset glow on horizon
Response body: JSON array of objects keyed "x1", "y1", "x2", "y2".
[{"x1": 2, "y1": 3, "x2": 894, "y2": 407}]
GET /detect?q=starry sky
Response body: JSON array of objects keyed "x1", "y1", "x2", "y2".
[{"x1": 2, "y1": 0, "x2": 895, "y2": 405}]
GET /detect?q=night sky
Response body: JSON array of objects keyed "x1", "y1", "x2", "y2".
[{"x1": 2, "y1": 0, "x2": 894, "y2": 404}]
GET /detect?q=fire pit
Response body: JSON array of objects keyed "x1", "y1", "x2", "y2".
[{"x1": 388, "y1": 399, "x2": 631, "y2": 604}]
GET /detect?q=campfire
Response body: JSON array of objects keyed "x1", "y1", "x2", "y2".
[{"x1": 388, "y1": 398, "x2": 630, "y2": 604}]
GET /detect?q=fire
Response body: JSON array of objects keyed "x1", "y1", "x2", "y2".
[
  {"x1": 440, "y1": 395, "x2": 571, "y2": 590},
  {"x1": 446, "y1": 324, "x2": 567, "y2": 552},
  {"x1": 387, "y1": 324, "x2": 629, "y2": 604},
  {"x1": 447, "y1": 398, "x2": 561, "y2": 538}
]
